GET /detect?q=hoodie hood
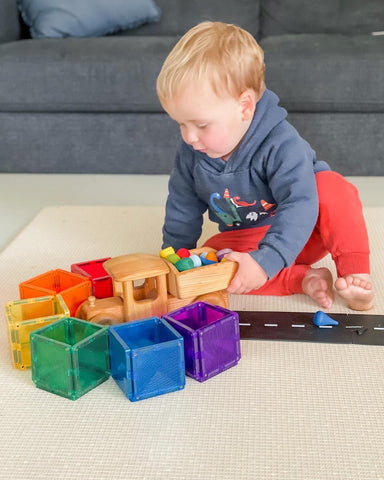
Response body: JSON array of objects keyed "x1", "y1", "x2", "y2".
[{"x1": 224, "y1": 89, "x2": 287, "y2": 172}]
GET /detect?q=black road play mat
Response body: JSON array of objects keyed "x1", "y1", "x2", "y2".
[{"x1": 237, "y1": 311, "x2": 384, "y2": 345}]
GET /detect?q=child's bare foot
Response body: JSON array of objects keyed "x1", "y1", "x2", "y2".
[
  {"x1": 334, "y1": 274, "x2": 374, "y2": 311},
  {"x1": 302, "y1": 267, "x2": 334, "y2": 309}
]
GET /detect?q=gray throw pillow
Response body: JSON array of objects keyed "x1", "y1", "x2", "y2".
[{"x1": 17, "y1": 0, "x2": 161, "y2": 38}]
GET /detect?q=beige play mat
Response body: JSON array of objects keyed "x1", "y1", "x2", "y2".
[{"x1": 0, "y1": 206, "x2": 383, "y2": 480}]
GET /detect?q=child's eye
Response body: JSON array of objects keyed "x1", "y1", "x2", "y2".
[{"x1": 197, "y1": 123, "x2": 208, "y2": 129}]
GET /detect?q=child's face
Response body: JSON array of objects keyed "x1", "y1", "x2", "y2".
[{"x1": 164, "y1": 81, "x2": 254, "y2": 161}]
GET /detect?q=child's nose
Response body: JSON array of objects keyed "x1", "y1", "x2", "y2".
[{"x1": 183, "y1": 127, "x2": 198, "y2": 145}]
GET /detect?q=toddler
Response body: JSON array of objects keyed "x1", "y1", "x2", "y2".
[{"x1": 156, "y1": 21, "x2": 374, "y2": 311}]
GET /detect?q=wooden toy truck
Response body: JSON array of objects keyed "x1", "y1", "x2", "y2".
[{"x1": 76, "y1": 248, "x2": 237, "y2": 325}]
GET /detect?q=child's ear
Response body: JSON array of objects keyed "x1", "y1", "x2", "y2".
[{"x1": 239, "y1": 90, "x2": 257, "y2": 121}]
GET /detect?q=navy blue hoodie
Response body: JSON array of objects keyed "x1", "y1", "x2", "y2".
[{"x1": 162, "y1": 89, "x2": 330, "y2": 278}]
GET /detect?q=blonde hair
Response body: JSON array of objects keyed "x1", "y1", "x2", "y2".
[{"x1": 156, "y1": 21, "x2": 266, "y2": 106}]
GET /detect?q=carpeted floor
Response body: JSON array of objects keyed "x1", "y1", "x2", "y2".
[{"x1": 0, "y1": 206, "x2": 383, "y2": 480}]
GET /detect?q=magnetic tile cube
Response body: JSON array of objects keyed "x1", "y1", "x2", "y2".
[
  {"x1": 71, "y1": 258, "x2": 113, "y2": 298},
  {"x1": 19, "y1": 269, "x2": 92, "y2": 316},
  {"x1": 109, "y1": 317, "x2": 185, "y2": 402},
  {"x1": 31, "y1": 317, "x2": 110, "y2": 400},
  {"x1": 5, "y1": 295, "x2": 70, "y2": 370},
  {"x1": 163, "y1": 302, "x2": 241, "y2": 382}
]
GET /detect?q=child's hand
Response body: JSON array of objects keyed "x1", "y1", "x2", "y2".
[{"x1": 225, "y1": 251, "x2": 268, "y2": 294}]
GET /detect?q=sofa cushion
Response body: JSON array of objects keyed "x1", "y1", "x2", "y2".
[
  {"x1": 17, "y1": 0, "x2": 161, "y2": 38},
  {"x1": 119, "y1": 0, "x2": 261, "y2": 38},
  {"x1": 0, "y1": 36, "x2": 177, "y2": 112},
  {"x1": 0, "y1": 112, "x2": 179, "y2": 174},
  {"x1": 260, "y1": 0, "x2": 384, "y2": 37},
  {"x1": 287, "y1": 112, "x2": 384, "y2": 176},
  {"x1": 261, "y1": 34, "x2": 384, "y2": 112}
]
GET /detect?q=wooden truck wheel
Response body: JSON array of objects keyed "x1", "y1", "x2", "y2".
[
  {"x1": 89, "y1": 313, "x2": 121, "y2": 326},
  {"x1": 196, "y1": 289, "x2": 229, "y2": 309}
]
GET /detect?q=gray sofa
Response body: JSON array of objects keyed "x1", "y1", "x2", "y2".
[{"x1": 0, "y1": 0, "x2": 383, "y2": 175}]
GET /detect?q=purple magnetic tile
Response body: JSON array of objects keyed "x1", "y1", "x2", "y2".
[{"x1": 163, "y1": 302, "x2": 241, "y2": 382}]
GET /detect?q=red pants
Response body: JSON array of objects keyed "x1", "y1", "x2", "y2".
[{"x1": 203, "y1": 171, "x2": 370, "y2": 295}]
